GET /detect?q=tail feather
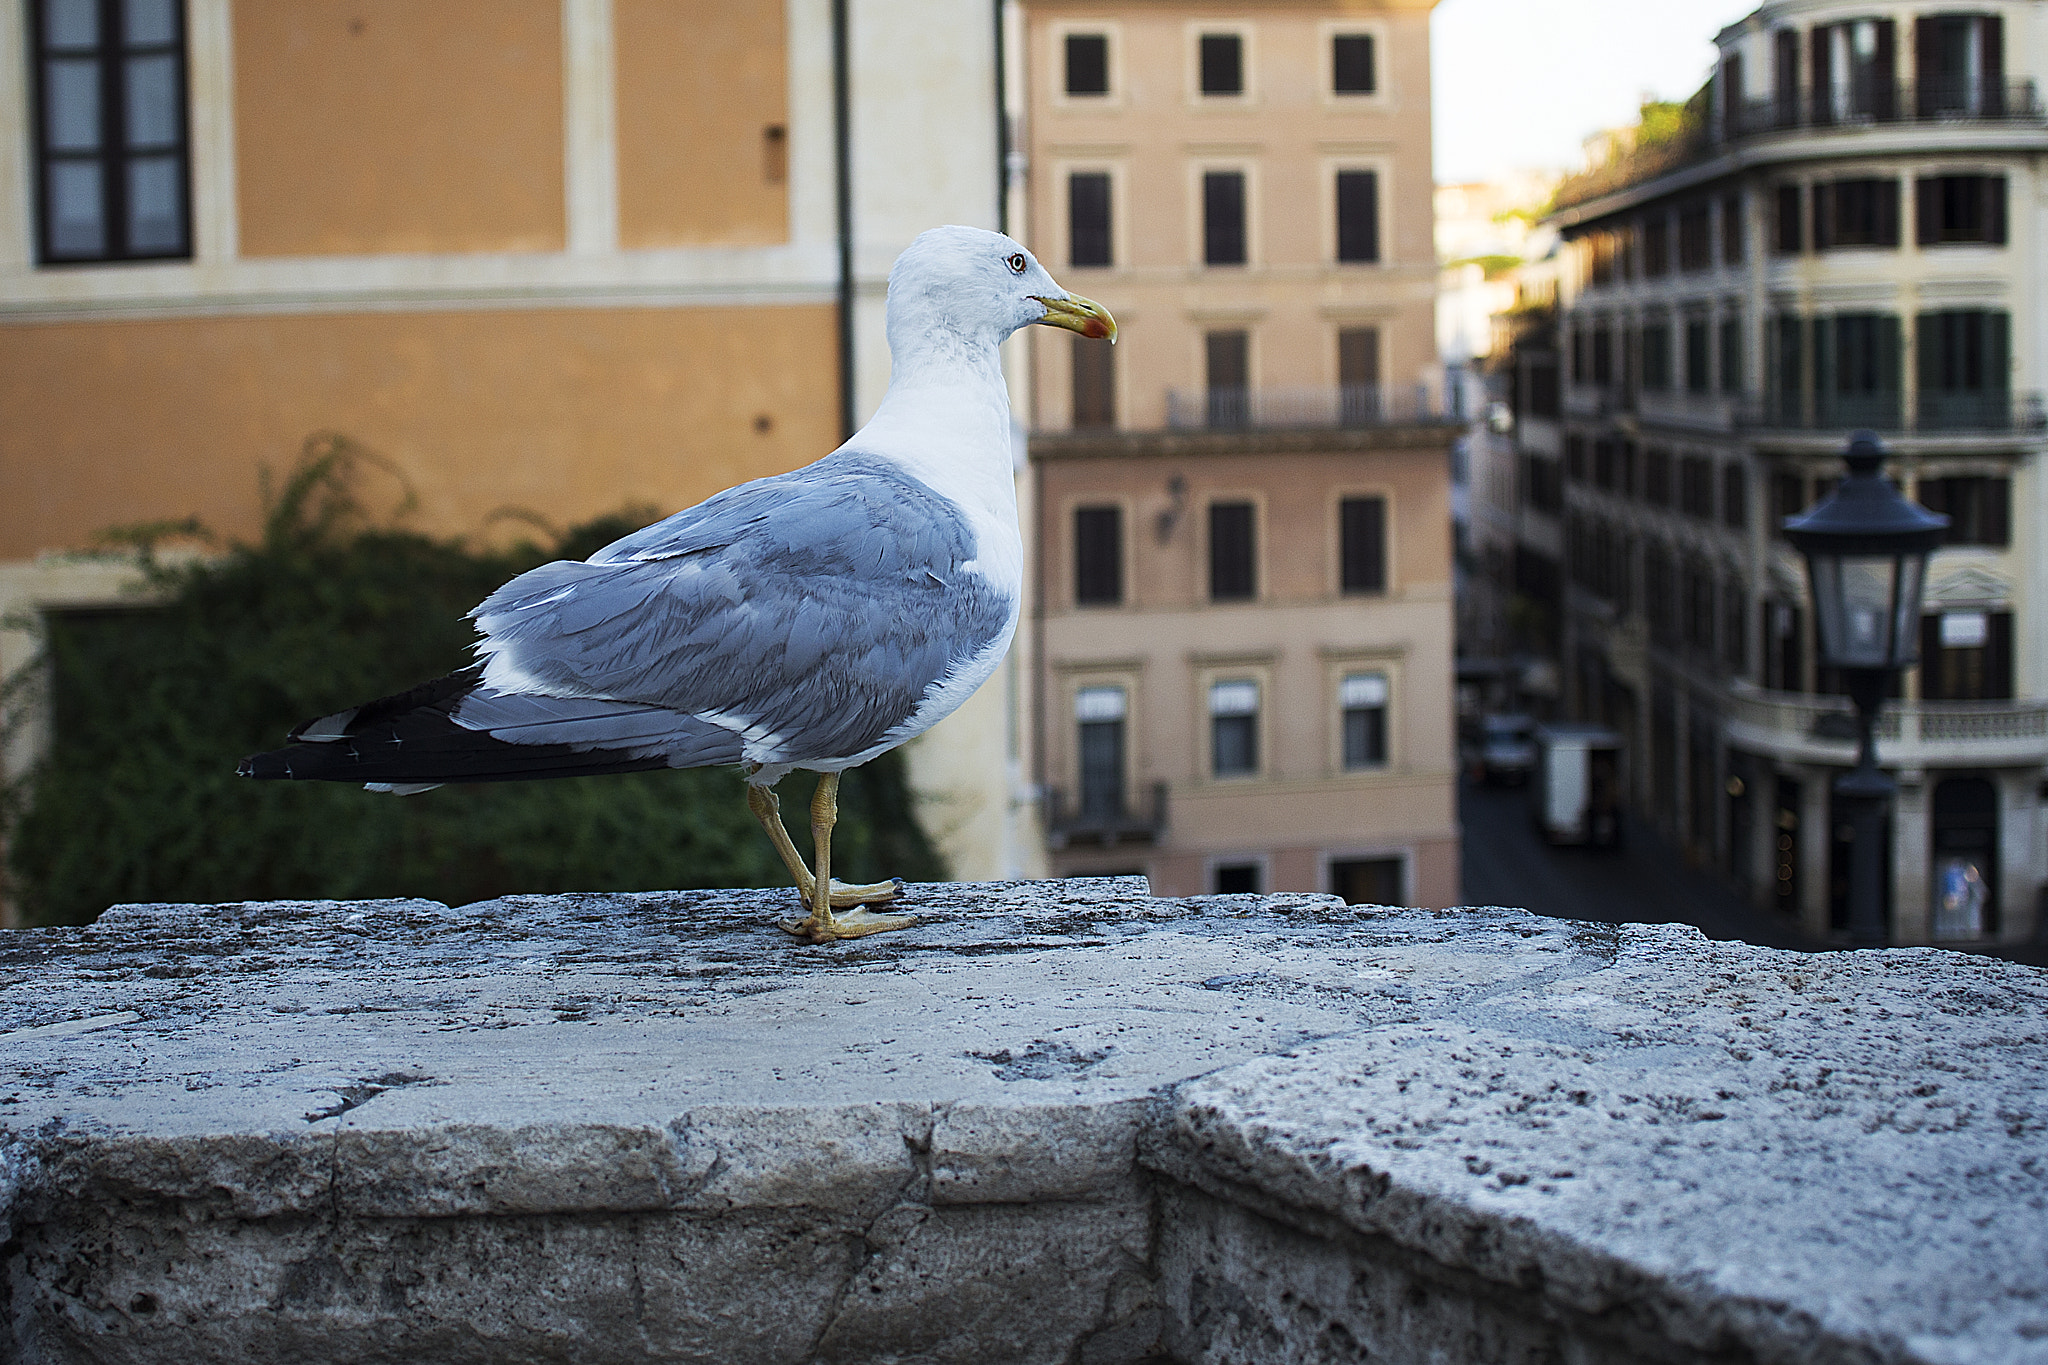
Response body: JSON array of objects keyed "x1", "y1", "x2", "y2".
[{"x1": 240, "y1": 668, "x2": 686, "y2": 787}]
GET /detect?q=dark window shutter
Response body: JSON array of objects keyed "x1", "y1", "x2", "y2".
[
  {"x1": 1338, "y1": 327, "x2": 1380, "y2": 387},
  {"x1": 1335, "y1": 170, "x2": 1379, "y2": 263},
  {"x1": 1986, "y1": 477, "x2": 2011, "y2": 548},
  {"x1": 1775, "y1": 185, "x2": 1802, "y2": 252},
  {"x1": 1208, "y1": 502, "x2": 1256, "y2": 600},
  {"x1": 1876, "y1": 313, "x2": 1902, "y2": 400},
  {"x1": 1982, "y1": 15, "x2": 2003, "y2": 83},
  {"x1": 1811, "y1": 26, "x2": 1832, "y2": 120},
  {"x1": 1073, "y1": 506, "x2": 1122, "y2": 604},
  {"x1": 1068, "y1": 172, "x2": 1111, "y2": 267},
  {"x1": 1989, "y1": 311, "x2": 2011, "y2": 393},
  {"x1": 1876, "y1": 179, "x2": 1899, "y2": 246},
  {"x1": 1340, "y1": 496, "x2": 1386, "y2": 593},
  {"x1": 1813, "y1": 182, "x2": 1834, "y2": 249},
  {"x1": 1332, "y1": 34, "x2": 1374, "y2": 93},
  {"x1": 1988, "y1": 176, "x2": 2008, "y2": 243},
  {"x1": 1203, "y1": 171, "x2": 1246, "y2": 265},
  {"x1": 1199, "y1": 34, "x2": 1242, "y2": 95},
  {"x1": 1988, "y1": 611, "x2": 2013, "y2": 698},
  {"x1": 1064, "y1": 34, "x2": 1109, "y2": 95}
]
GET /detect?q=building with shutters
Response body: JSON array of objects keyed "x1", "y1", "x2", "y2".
[
  {"x1": 0, "y1": 0, "x2": 1038, "y2": 925},
  {"x1": 1016, "y1": 0, "x2": 1459, "y2": 903},
  {"x1": 1523, "y1": 0, "x2": 2048, "y2": 945}
]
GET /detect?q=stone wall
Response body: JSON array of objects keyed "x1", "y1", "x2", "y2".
[{"x1": 3, "y1": 881, "x2": 2044, "y2": 1363}]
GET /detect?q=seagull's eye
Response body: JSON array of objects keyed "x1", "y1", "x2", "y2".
[{"x1": 1005, "y1": 252, "x2": 1028, "y2": 275}]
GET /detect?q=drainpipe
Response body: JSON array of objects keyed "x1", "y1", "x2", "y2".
[
  {"x1": 833, "y1": 0, "x2": 855, "y2": 441},
  {"x1": 994, "y1": 0, "x2": 1008, "y2": 235}
]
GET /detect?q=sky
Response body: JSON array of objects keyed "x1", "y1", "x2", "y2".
[{"x1": 1432, "y1": 0, "x2": 1761, "y2": 185}]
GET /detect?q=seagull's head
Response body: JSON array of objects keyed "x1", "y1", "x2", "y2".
[{"x1": 888, "y1": 226, "x2": 1116, "y2": 356}]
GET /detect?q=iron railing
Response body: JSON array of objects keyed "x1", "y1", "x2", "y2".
[
  {"x1": 1164, "y1": 384, "x2": 1446, "y2": 432},
  {"x1": 1044, "y1": 781, "x2": 1168, "y2": 850},
  {"x1": 1737, "y1": 390, "x2": 2046, "y2": 434},
  {"x1": 1721, "y1": 79, "x2": 2045, "y2": 142}
]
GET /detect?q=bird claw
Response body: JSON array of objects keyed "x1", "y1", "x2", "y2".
[{"x1": 778, "y1": 908, "x2": 919, "y2": 943}]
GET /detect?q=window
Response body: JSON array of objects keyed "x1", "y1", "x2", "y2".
[
  {"x1": 1722, "y1": 464, "x2": 1748, "y2": 531},
  {"x1": 1916, "y1": 176, "x2": 2006, "y2": 246},
  {"x1": 1213, "y1": 862, "x2": 1262, "y2": 893},
  {"x1": 1678, "y1": 201, "x2": 1711, "y2": 271},
  {"x1": 1642, "y1": 322, "x2": 1672, "y2": 390},
  {"x1": 1208, "y1": 501, "x2": 1256, "y2": 600},
  {"x1": 1679, "y1": 455, "x2": 1714, "y2": 520},
  {"x1": 31, "y1": 0, "x2": 191, "y2": 263},
  {"x1": 1073, "y1": 505, "x2": 1122, "y2": 604},
  {"x1": 1917, "y1": 310, "x2": 2009, "y2": 430},
  {"x1": 1719, "y1": 316, "x2": 1743, "y2": 393},
  {"x1": 1774, "y1": 185, "x2": 1803, "y2": 254},
  {"x1": 1198, "y1": 32, "x2": 1242, "y2": 95},
  {"x1": 1331, "y1": 33, "x2": 1375, "y2": 93},
  {"x1": 1917, "y1": 15, "x2": 2003, "y2": 117},
  {"x1": 1773, "y1": 29, "x2": 1800, "y2": 124},
  {"x1": 1590, "y1": 326, "x2": 1612, "y2": 385},
  {"x1": 1814, "y1": 313, "x2": 1902, "y2": 428},
  {"x1": 1335, "y1": 170, "x2": 1379, "y2": 263},
  {"x1": 1210, "y1": 679, "x2": 1260, "y2": 775},
  {"x1": 1339, "y1": 495, "x2": 1386, "y2": 594},
  {"x1": 1338, "y1": 327, "x2": 1380, "y2": 423},
  {"x1": 1920, "y1": 611, "x2": 2013, "y2": 700},
  {"x1": 1340, "y1": 672, "x2": 1388, "y2": 769},
  {"x1": 1685, "y1": 319, "x2": 1710, "y2": 392},
  {"x1": 1068, "y1": 172, "x2": 1111, "y2": 267},
  {"x1": 1642, "y1": 214, "x2": 1670, "y2": 277},
  {"x1": 1075, "y1": 685, "x2": 1127, "y2": 820},
  {"x1": 1917, "y1": 476, "x2": 2009, "y2": 547},
  {"x1": 1203, "y1": 171, "x2": 1247, "y2": 265},
  {"x1": 1769, "y1": 470, "x2": 1806, "y2": 537},
  {"x1": 1331, "y1": 857, "x2": 1402, "y2": 905},
  {"x1": 1682, "y1": 560, "x2": 1716, "y2": 653},
  {"x1": 1644, "y1": 446, "x2": 1672, "y2": 507},
  {"x1": 1064, "y1": 32, "x2": 1109, "y2": 96},
  {"x1": 1813, "y1": 179, "x2": 1900, "y2": 249},
  {"x1": 1722, "y1": 192, "x2": 1744, "y2": 263},
  {"x1": 1722, "y1": 580, "x2": 1749, "y2": 672},
  {"x1": 1769, "y1": 314, "x2": 1804, "y2": 424},
  {"x1": 1763, "y1": 600, "x2": 1803, "y2": 691},
  {"x1": 1205, "y1": 329, "x2": 1248, "y2": 427},
  {"x1": 1072, "y1": 333, "x2": 1115, "y2": 430}
]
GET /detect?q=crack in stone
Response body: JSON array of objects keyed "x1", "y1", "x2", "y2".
[{"x1": 801, "y1": 1104, "x2": 939, "y2": 1363}]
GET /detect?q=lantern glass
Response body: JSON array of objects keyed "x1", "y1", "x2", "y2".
[{"x1": 1808, "y1": 551, "x2": 1926, "y2": 671}]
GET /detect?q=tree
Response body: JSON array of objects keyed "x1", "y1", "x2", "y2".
[{"x1": 4, "y1": 438, "x2": 943, "y2": 925}]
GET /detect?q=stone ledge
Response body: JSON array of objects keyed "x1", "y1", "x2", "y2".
[{"x1": 1, "y1": 880, "x2": 2043, "y2": 1364}]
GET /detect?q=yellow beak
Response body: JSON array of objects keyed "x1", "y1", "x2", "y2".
[{"x1": 1031, "y1": 293, "x2": 1117, "y2": 343}]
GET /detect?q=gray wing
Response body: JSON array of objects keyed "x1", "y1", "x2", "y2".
[{"x1": 460, "y1": 452, "x2": 1013, "y2": 766}]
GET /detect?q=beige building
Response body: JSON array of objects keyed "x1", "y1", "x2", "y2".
[
  {"x1": 1527, "y1": 0, "x2": 2048, "y2": 945},
  {"x1": 0, "y1": 0, "x2": 1037, "y2": 923},
  {"x1": 1019, "y1": 0, "x2": 1458, "y2": 903}
]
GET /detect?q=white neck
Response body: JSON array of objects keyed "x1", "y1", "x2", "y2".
[{"x1": 847, "y1": 330, "x2": 1019, "y2": 551}]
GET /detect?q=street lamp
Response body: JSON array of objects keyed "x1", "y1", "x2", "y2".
[{"x1": 1782, "y1": 430, "x2": 1947, "y2": 946}]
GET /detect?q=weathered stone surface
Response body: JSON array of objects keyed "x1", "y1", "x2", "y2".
[{"x1": 1, "y1": 881, "x2": 2043, "y2": 1364}]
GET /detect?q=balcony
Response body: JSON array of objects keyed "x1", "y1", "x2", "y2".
[
  {"x1": 1737, "y1": 391, "x2": 2047, "y2": 436},
  {"x1": 1723, "y1": 682, "x2": 2048, "y2": 766},
  {"x1": 1044, "y1": 781, "x2": 1169, "y2": 851},
  {"x1": 1723, "y1": 80, "x2": 2046, "y2": 143},
  {"x1": 1164, "y1": 385, "x2": 1447, "y2": 432}
]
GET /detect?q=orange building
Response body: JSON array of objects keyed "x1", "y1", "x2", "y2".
[
  {"x1": 0, "y1": 1, "x2": 1032, "y2": 920},
  {"x1": 1018, "y1": 0, "x2": 1459, "y2": 903}
]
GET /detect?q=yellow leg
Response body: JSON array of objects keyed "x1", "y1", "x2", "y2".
[
  {"x1": 746, "y1": 778, "x2": 904, "y2": 909},
  {"x1": 777, "y1": 772, "x2": 917, "y2": 943}
]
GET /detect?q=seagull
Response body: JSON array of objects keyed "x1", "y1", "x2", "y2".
[{"x1": 239, "y1": 226, "x2": 1115, "y2": 943}]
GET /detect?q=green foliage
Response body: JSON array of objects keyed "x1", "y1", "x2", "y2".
[
  {"x1": 1446, "y1": 253, "x2": 1524, "y2": 281},
  {"x1": 5, "y1": 437, "x2": 944, "y2": 926},
  {"x1": 1633, "y1": 98, "x2": 1697, "y2": 150}
]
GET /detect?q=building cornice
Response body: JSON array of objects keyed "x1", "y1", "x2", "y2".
[{"x1": 1030, "y1": 422, "x2": 1458, "y2": 461}]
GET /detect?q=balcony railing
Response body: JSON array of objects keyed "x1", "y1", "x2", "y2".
[
  {"x1": 1737, "y1": 390, "x2": 2047, "y2": 434},
  {"x1": 1044, "y1": 781, "x2": 1168, "y2": 851},
  {"x1": 1164, "y1": 385, "x2": 1447, "y2": 432},
  {"x1": 1722, "y1": 79, "x2": 2045, "y2": 142},
  {"x1": 1723, "y1": 684, "x2": 2048, "y2": 764}
]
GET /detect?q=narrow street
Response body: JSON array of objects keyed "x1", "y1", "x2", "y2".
[
  {"x1": 1458, "y1": 775, "x2": 2048, "y2": 965},
  {"x1": 1457, "y1": 774, "x2": 1813, "y2": 953}
]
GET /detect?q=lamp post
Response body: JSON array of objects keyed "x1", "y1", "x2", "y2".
[{"x1": 1782, "y1": 431, "x2": 1947, "y2": 946}]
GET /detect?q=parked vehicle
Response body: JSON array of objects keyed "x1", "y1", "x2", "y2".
[
  {"x1": 1476, "y1": 713, "x2": 1537, "y2": 786},
  {"x1": 1532, "y1": 724, "x2": 1624, "y2": 847}
]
